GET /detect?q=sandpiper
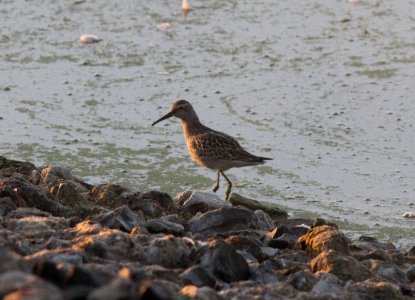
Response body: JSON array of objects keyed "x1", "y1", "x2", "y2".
[{"x1": 152, "y1": 100, "x2": 272, "y2": 200}]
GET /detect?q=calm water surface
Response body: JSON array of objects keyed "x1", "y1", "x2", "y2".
[{"x1": 1, "y1": 0, "x2": 415, "y2": 247}]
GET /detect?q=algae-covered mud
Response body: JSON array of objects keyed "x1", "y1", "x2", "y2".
[{"x1": 1, "y1": 1, "x2": 415, "y2": 246}]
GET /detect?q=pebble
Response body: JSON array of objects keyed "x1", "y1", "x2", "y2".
[{"x1": 80, "y1": 34, "x2": 102, "y2": 44}]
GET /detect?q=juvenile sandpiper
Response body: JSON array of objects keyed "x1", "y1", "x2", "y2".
[{"x1": 152, "y1": 100, "x2": 272, "y2": 200}]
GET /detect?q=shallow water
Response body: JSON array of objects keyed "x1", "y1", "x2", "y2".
[{"x1": 1, "y1": 0, "x2": 415, "y2": 247}]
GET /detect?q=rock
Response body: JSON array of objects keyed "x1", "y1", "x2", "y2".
[
  {"x1": 187, "y1": 206, "x2": 267, "y2": 235},
  {"x1": 25, "y1": 249, "x2": 85, "y2": 266},
  {"x1": 269, "y1": 233, "x2": 298, "y2": 250},
  {"x1": 311, "y1": 272, "x2": 343, "y2": 294},
  {"x1": 73, "y1": 228, "x2": 133, "y2": 260},
  {"x1": 95, "y1": 205, "x2": 143, "y2": 233},
  {"x1": 268, "y1": 224, "x2": 309, "y2": 240},
  {"x1": 286, "y1": 269, "x2": 317, "y2": 292},
  {"x1": 140, "y1": 235, "x2": 191, "y2": 268},
  {"x1": 39, "y1": 166, "x2": 73, "y2": 187},
  {"x1": 0, "y1": 270, "x2": 63, "y2": 300},
  {"x1": 363, "y1": 259, "x2": 408, "y2": 284},
  {"x1": 296, "y1": 225, "x2": 350, "y2": 256},
  {"x1": 407, "y1": 264, "x2": 415, "y2": 282},
  {"x1": 88, "y1": 274, "x2": 136, "y2": 300},
  {"x1": 144, "y1": 218, "x2": 184, "y2": 235},
  {"x1": 0, "y1": 197, "x2": 16, "y2": 216},
  {"x1": 89, "y1": 183, "x2": 139, "y2": 208},
  {"x1": 138, "y1": 280, "x2": 179, "y2": 300},
  {"x1": 407, "y1": 245, "x2": 415, "y2": 256},
  {"x1": 0, "y1": 177, "x2": 68, "y2": 216},
  {"x1": 224, "y1": 235, "x2": 263, "y2": 261},
  {"x1": 48, "y1": 180, "x2": 89, "y2": 208},
  {"x1": 229, "y1": 193, "x2": 287, "y2": 221},
  {"x1": 345, "y1": 280, "x2": 405, "y2": 300},
  {"x1": 0, "y1": 156, "x2": 37, "y2": 176},
  {"x1": 219, "y1": 282, "x2": 298, "y2": 300},
  {"x1": 249, "y1": 260, "x2": 280, "y2": 284},
  {"x1": 180, "y1": 265, "x2": 217, "y2": 288},
  {"x1": 130, "y1": 190, "x2": 173, "y2": 218},
  {"x1": 254, "y1": 210, "x2": 274, "y2": 231},
  {"x1": 200, "y1": 239, "x2": 250, "y2": 283},
  {"x1": 179, "y1": 285, "x2": 222, "y2": 300},
  {"x1": 80, "y1": 34, "x2": 102, "y2": 44},
  {"x1": 0, "y1": 247, "x2": 30, "y2": 273},
  {"x1": 180, "y1": 190, "x2": 231, "y2": 214},
  {"x1": 311, "y1": 250, "x2": 371, "y2": 282}
]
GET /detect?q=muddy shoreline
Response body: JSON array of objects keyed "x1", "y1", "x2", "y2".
[{"x1": 0, "y1": 156, "x2": 414, "y2": 299}]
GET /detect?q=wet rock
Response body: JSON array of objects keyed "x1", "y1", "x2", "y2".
[
  {"x1": 0, "y1": 156, "x2": 37, "y2": 176},
  {"x1": 311, "y1": 250, "x2": 371, "y2": 282},
  {"x1": 0, "y1": 197, "x2": 16, "y2": 216},
  {"x1": 49, "y1": 180, "x2": 89, "y2": 207},
  {"x1": 179, "y1": 285, "x2": 222, "y2": 300},
  {"x1": 311, "y1": 271, "x2": 343, "y2": 294},
  {"x1": 138, "y1": 279, "x2": 179, "y2": 300},
  {"x1": 130, "y1": 190, "x2": 173, "y2": 218},
  {"x1": 229, "y1": 193, "x2": 288, "y2": 221},
  {"x1": 0, "y1": 247, "x2": 30, "y2": 273},
  {"x1": 296, "y1": 225, "x2": 350, "y2": 256},
  {"x1": 363, "y1": 259, "x2": 408, "y2": 284},
  {"x1": 140, "y1": 235, "x2": 191, "y2": 268},
  {"x1": 200, "y1": 239, "x2": 250, "y2": 283},
  {"x1": 94, "y1": 205, "x2": 143, "y2": 233},
  {"x1": 345, "y1": 280, "x2": 405, "y2": 300},
  {"x1": 180, "y1": 265, "x2": 217, "y2": 288},
  {"x1": 187, "y1": 206, "x2": 267, "y2": 235},
  {"x1": 89, "y1": 183, "x2": 138, "y2": 208},
  {"x1": 268, "y1": 223, "x2": 310, "y2": 240},
  {"x1": 180, "y1": 190, "x2": 231, "y2": 214},
  {"x1": 25, "y1": 249, "x2": 85, "y2": 266},
  {"x1": 0, "y1": 270, "x2": 62, "y2": 300},
  {"x1": 144, "y1": 218, "x2": 184, "y2": 235},
  {"x1": 286, "y1": 269, "x2": 317, "y2": 292}
]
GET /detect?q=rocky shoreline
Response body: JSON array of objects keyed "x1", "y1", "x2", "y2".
[{"x1": 0, "y1": 156, "x2": 414, "y2": 299}]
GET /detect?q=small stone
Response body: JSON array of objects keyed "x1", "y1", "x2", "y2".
[
  {"x1": 95, "y1": 205, "x2": 143, "y2": 232},
  {"x1": 157, "y1": 23, "x2": 171, "y2": 31},
  {"x1": 180, "y1": 266, "x2": 216, "y2": 288},
  {"x1": 80, "y1": 34, "x2": 102, "y2": 44},
  {"x1": 144, "y1": 218, "x2": 184, "y2": 235},
  {"x1": 180, "y1": 190, "x2": 231, "y2": 214}
]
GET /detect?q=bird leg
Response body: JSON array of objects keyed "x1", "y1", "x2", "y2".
[
  {"x1": 212, "y1": 170, "x2": 220, "y2": 192},
  {"x1": 220, "y1": 171, "x2": 232, "y2": 201}
]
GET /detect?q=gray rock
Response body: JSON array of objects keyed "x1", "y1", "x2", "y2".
[
  {"x1": 311, "y1": 272, "x2": 343, "y2": 294},
  {"x1": 88, "y1": 277, "x2": 136, "y2": 300},
  {"x1": 254, "y1": 210, "x2": 274, "y2": 231},
  {"x1": 179, "y1": 285, "x2": 222, "y2": 300},
  {"x1": 89, "y1": 183, "x2": 139, "y2": 208},
  {"x1": 229, "y1": 193, "x2": 288, "y2": 221},
  {"x1": 40, "y1": 166, "x2": 73, "y2": 187},
  {"x1": 180, "y1": 265, "x2": 217, "y2": 287},
  {"x1": 200, "y1": 239, "x2": 250, "y2": 283},
  {"x1": 0, "y1": 156, "x2": 37, "y2": 176},
  {"x1": 224, "y1": 235, "x2": 263, "y2": 261},
  {"x1": 188, "y1": 207, "x2": 265, "y2": 235},
  {"x1": 95, "y1": 205, "x2": 143, "y2": 232},
  {"x1": 0, "y1": 247, "x2": 30, "y2": 273},
  {"x1": 181, "y1": 190, "x2": 231, "y2": 214},
  {"x1": 0, "y1": 270, "x2": 63, "y2": 300},
  {"x1": 130, "y1": 190, "x2": 173, "y2": 218},
  {"x1": 144, "y1": 218, "x2": 184, "y2": 235},
  {"x1": 345, "y1": 280, "x2": 405, "y2": 300},
  {"x1": 269, "y1": 233, "x2": 298, "y2": 249},
  {"x1": 138, "y1": 279, "x2": 179, "y2": 300},
  {"x1": 407, "y1": 264, "x2": 415, "y2": 282},
  {"x1": 0, "y1": 197, "x2": 16, "y2": 216},
  {"x1": 249, "y1": 260, "x2": 280, "y2": 284},
  {"x1": 363, "y1": 259, "x2": 408, "y2": 284},
  {"x1": 286, "y1": 270, "x2": 317, "y2": 292},
  {"x1": 141, "y1": 235, "x2": 191, "y2": 268}
]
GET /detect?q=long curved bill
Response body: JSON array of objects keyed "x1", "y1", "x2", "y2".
[{"x1": 151, "y1": 111, "x2": 174, "y2": 126}]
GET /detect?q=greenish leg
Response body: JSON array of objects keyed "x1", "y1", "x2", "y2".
[
  {"x1": 212, "y1": 170, "x2": 220, "y2": 192},
  {"x1": 220, "y1": 171, "x2": 232, "y2": 201}
]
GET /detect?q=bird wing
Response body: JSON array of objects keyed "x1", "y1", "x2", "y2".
[{"x1": 190, "y1": 130, "x2": 262, "y2": 162}]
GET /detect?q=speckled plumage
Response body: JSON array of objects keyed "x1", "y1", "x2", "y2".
[{"x1": 152, "y1": 100, "x2": 271, "y2": 200}]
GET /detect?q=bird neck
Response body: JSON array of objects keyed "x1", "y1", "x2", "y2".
[{"x1": 181, "y1": 116, "x2": 203, "y2": 137}]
